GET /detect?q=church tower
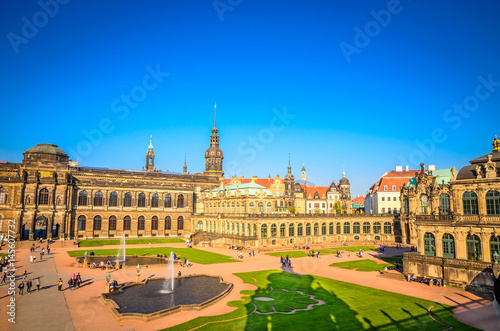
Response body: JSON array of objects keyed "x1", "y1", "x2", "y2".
[
  {"x1": 204, "y1": 103, "x2": 224, "y2": 176},
  {"x1": 143, "y1": 135, "x2": 156, "y2": 172},
  {"x1": 183, "y1": 155, "x2": 187, "y2": 175},
  {"x1": 284, "y1": 155, "x2": 295, "y2": 197},
  {"x1": 300, "y1": 163, "x2": 307, "y2": 180}
]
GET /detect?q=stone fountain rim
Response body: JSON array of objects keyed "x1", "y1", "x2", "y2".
[{"x1": 100, "y1": 274, "x2": 233, "y2": 322}]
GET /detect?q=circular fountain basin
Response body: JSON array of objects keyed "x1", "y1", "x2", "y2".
[{"x1": 101, "y1": 275, "x2": 232, "y2": 320}]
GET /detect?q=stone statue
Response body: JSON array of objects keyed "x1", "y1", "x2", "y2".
[
  {"x1": 420, "y1": 163, "x2": 425, "y2": 173},
  {"x1": 475, "y1": 165, "x2": 483, "y2": 178},
  {"x1": 493, "y1": 135, "x2": 500, "y2": 151},
  {"x1": 494, "y1": 251, "x2": 499, "y2": 265},
  {"x1": 450, "y1": 167, "x2": 456, "y2": 181},
  {"x1": 25, "y1": 195, "x2": 30, "y2": 204},
  {"x1": 56, "y1": 196, "x2": 62, "y2": 205}
]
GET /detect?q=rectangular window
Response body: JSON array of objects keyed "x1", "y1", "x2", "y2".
[{"x1": 381, "y1": 197, "x2": 385, "y2": 201}]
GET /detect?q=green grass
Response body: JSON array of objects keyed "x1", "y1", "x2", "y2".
[
  {"x1": 330, "y1": 259, "x2": 393, "y2": 272},
  {"x1": 164, "y1": 270, "x2": 477, "y2": 330},
  {"x1": 265, "y1": 245, "x2": 376, "y2": 258},
  {"x1": 379, "y1": 256, "x2": 403, "y2": 265},
  {"x1": 66, "y1": 247, "x2": 238, "y2": 264},
  {"x1": 77, "y1": 238, "x2": 185, "y2": 247}
]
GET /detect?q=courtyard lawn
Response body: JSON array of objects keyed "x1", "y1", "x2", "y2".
[
  {"x1": 165, "y1": 270, "x2": 477, "y2": 330},
  {"x1": 330, "y1": 259, "x2": 392, "y2": 272},
  {"x1": 66, "y1": 247, "x2": 238, "y2": 264},
  {"x1": 379, "y1": 255, "x2": 404, "y2": 265},
  {"x1": 319, "y1": 245, "x2": 376, "y2": 254},
  {"x1": 77, "y1": 238, "x2": 185, "y2": 247}
]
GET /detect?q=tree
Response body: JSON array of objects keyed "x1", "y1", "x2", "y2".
[
  {"x1": 334, "y1": 201, "x2": 342, "y2": 214},
  {"x1": 287, "y1": 205, "x2": 296, "y2": 214}
]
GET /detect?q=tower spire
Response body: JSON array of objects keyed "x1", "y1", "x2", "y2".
[
  {"x1": 148, "y1": 135, "x2": 153, "y2": 150},
  {"x1": 183, "y1": 154, "x2": 187, "y2": 174},
  {"x1": 343, "y1": 164, "x2": 345, "y2": 178},
  {"x1": 214, "y1": 102, "x2": 217, "y2": 129}
]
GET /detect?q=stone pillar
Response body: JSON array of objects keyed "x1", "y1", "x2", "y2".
[
  {"x1": 480, "y1": 232, "x2": 490, "y2": 262},
  {"x1": 477, "y1": 188, "x2": 487, "y2": 216},
  {"x1": 454, "y1": 231, "x2": 467, "y2": 260},
  {"x1": 435, "y1": 231, "x2": 443, "y2": 257}
]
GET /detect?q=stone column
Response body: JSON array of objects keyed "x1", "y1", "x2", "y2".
[
  {"x1": 477, "y1": 188, "x2": 487, "y2": 216},
  {"x1": 435, "y1": 231, "x2": 443, "y2": 257},
  {"x1": 480, "y1": 232, "x2": 491, "y2": 262},
  {"x1": 454, "y1": 231, "x2": 467, "y2": 260}
]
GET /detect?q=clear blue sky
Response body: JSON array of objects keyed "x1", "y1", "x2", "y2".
[{"x1": 1, "y1": 1, "x2": 499, "y2": 198}]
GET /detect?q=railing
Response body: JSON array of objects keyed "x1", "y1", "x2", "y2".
[{"x1": 193, "y1": 213, "x2": 395, "y2": 218}]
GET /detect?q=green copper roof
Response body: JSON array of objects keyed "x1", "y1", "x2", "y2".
[
  {"x1": 25, "y1": 143, "x2": 68, "y2": 156},
  {"x1": 406, "y1": 168, "x2": 452, "y2": 187}
]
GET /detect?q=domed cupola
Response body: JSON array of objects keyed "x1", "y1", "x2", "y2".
[{"x1": 23, "y1": 143, "x2": 69, "y2": 168}]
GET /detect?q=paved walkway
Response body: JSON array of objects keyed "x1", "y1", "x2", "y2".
[
  {"x1": 0, "y1": 243, "x2": 74, "y2": 331},
  {"x1": 1, "y1": 241, "x2": 499, "y2": 330}
]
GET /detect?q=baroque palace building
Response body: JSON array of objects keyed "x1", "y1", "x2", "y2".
[
  {"x1": 401, "y1": 136, "x2": 500, "y2": 289},
  {"x1": 0, "y1": 113, "x2": 223, "y2": 241}
]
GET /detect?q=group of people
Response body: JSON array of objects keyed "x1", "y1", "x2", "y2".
[
  {"x1": 17, "y1": 271, "x2": 41, "y2": 295},
  {"x1": 68, "y1": 273, "x2": 82, "y2": 291},
  {"x1": 280, "y1": 255, "x2": 292, "y2": 268},
  {"x1": 378, "y1": 245, "x2": 387, "y2": 253},
  {"x1": 407, "y1": 274, "x2": 443, "y2": 286},
  {"x1": 358, "y1": 248, "x2": 365, "y2": 258},
  {"x1": 248, "y1": 249, "x2": 255, "y2": 257},
  {"x1": 308, "y1": 250, "x2": 320, "y2": 258},
  {"x1": 29, "y1": 243, "x2": 51, "y2": 263}
]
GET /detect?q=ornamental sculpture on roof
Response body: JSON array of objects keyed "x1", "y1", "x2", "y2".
[{"x1": 493, "y1": 135, "x2": 500, "y2": 151}]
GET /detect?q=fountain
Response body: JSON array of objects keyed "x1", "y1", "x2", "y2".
[
  {"x1": 160, "y1": 252, "x2": 175, "y2": 293},
  {"x1": 117, "y1": 231, "x2": 126, "y2": 266}
]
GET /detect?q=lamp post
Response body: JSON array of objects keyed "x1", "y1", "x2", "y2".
[
  {"x1": 105, "y1": 272, "x2": 111, "y2": 293},
  {"x1": 135, "y1": 264, "x2": 140, "y2": 283}
]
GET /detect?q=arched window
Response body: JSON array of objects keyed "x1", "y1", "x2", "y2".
[
  {"x1": 490, "y1": 236, "x2": 500, "y2": 262},
  {"x1": 236, "y1": 223, "x2": 240, "y2": 235},
  {"x1": 177, "y1": 216, "x2": 184, "y2": 230},
  {"x1": 123, "y1": 216, "x2": 131, "y2": 231},
  {"x1": 236, "y1": 202, "x2": 240, "y2": 214},
  {"x1": 0, "y1": 187, "x2": 6, "y2": 204},
  {"x1": 138, "y1": 193, "x2": 146, "y2": 207},
  {"x1": 77, "y1": 215, "x2": 86, "y2": 231},
  {"x1": 321, "y1": 222, "x2": 326, "y2": 235},
  {"x1": 136, "y1": 216, "x2": 145, "y2": 230},
  {"x1": 420, "y1": 194, "x2": 429, "y2": 213},
  {"x1": 343, "y1": 222, "x2": 350, "y2": 234},
  {"x1": 253, "y1": 224, "x2": 257, "y2": 236},
  {"x1": 109, "y1": 215, "x2": 117, "y2": 231},
  {"x1": 306, "y1": 223, "x2": 311, "y2": 236},
  {"x1": 165, "y1": 216, "x2": 171, "y2": 230},
  {"x1": 280, "y1": 223, "x2": 286, "y2": 237},
  {"x1": 241, "y1": 223, "x2": 245, "y2": 235},
  {"x1": 424, "y1": 233, "x2": 436, "y2": 256},
  {"x1": 93, "y1": 215, "x2": 102, "y2": 231},
  {"x1": 231, "y1": 223, "x2": 234, "y2": 234},
  {"x1": 164, "y1": 194, "x2": 172, "y2": 208},
  {"x1": 336, "y1": 222, "x2": 341, "y2": 234},
  {"x1": 177, "y1": 194, "x2": 184, "y2": 208},
  {"x1": 232, "y1": 203, "x2": 235, "y2": 214},
  {"x1": 466, "y1": 234, "x2": 481, "y2": 261},
  {"x1": 297, "y1": 223, "x2": 303, "y2": 236},
  {"x1": 266, "y1": 202, "x2": 272, "y2": 213},
  {"x1": 109, "y1": 192, "x2": 118, "y2": 207},
  {"x1": 261, "y1": 224, "x2": 268, "y2": 238},
  {"x1": 39, "y1": 188, "x2": 50, "y2": 205},
  {"x1": 78, "y1": 190, "x2": 87, "y2": 206},
  {"x1": 463, "y1": 191, "x2": 478, "y2": 215},
  {"x1": 151, "y1": 193, "x2": 159, "y2": 208},
  {"x1": 151, "y1": 216, "x2": 158, "y2": 230},
  {"x1": 353, "y1": 222, "x2": 360, "y2": 234},
  {"x1": 442, "y1": 233, "x2": 455, "y2": 258},
  {"x1": 93, "y1": 191, "x2": 103, "y2": 206},
  {"x1": 258, "y1": 202, "x2": 264, "y2": 213},
  {"x1": 329, "y1": 222, "x2": 334, "y2": 235},
  {"x1": 384, "y1": 222, "x2": 391, "y2": 234},
  {"x1": 439, "y1": 193, "x2": 450, "y2": 213},
  {"x1": 249, "y1": 202, "x2": 254, "y2": 213},
  {"x1": 289, "y1": 223, "x2": 295, "y2": 237},
  {"x1": 222, "y1": 203, "x2": 226, "y2": 213},
  {"x1": 271, "y1": 224, "x2": 277, "y2": 237},
  {"x1": 403, "y1": 196, "x2": 409, "y2": 214},
  {"x1": 486, "y1": 190, "x2": 500, "y2": 215},
  {"x1": 313, "y1": 223, "x2": 319, "y2": 236},
  {"x1": 123, "y1": 192, "x2": 132, "y2": 207},
  {"x1": 363, "y1": 222, "x2": 370, "y2": 234},
  {"x1": 373, "y1": 222, "x2": 381, "y2": 234}
]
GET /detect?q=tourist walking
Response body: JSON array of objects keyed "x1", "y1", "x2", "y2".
[
  {"x1": 68, "y1": 278, "x2": 73, "y2": 291},
  {"x1": 58, "y1": 278, "x2": 63, "y2": 291},
  {"x1": 249, "y1": 249, "x2": 251, "y2": 257},
  {"x1": 1, "y1": 271, "x2": 7, "y2": 284},
  {"x1": 252, "y1": 249, "x2": 255, "y2": 257},
  {"x1": 76, "y1": 273, "x2": 82, "y2": 288},
  {"x1": 26, "y1": 279, "x2": 32, "y2": 294},
  {"x1": 39, "y1": 251, "x2": 43, "y2": 261},
  {"x1": 18, "y1": 281, "x2": 24, "y2": 295},
  {"x1": 36, "y1": 278, "x2": 41, "y2": 291},
  {"x1": 29, "y1": 255, "x2": 34, "y2": 264}
]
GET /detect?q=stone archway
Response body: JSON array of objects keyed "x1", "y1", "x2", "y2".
[{"x1": 35, "y1": 216, "x2": 48, "y2": 239}]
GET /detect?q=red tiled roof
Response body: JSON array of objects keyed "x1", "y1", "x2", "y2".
[
  {"x1": 367, "y1": 169, "x2": 419, "y2": 197},
  {"x1": 352, "y1": 196, "x2": 365, "y2": 204},
  {"x1": 305, "y1": 186, "x2": 329, "y2": 199}
]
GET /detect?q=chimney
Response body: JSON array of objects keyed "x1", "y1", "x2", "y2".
[
  {"x1": 405, "y1": 165, "x2": 409, "y2": 171},
  {"x1": 395, "y1": 166, "x2": 403, "y2": 172}
]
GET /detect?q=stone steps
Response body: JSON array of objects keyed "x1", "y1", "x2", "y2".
[{"x1": 378, "y1": 271, "x2": 407, "y2": 282}]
